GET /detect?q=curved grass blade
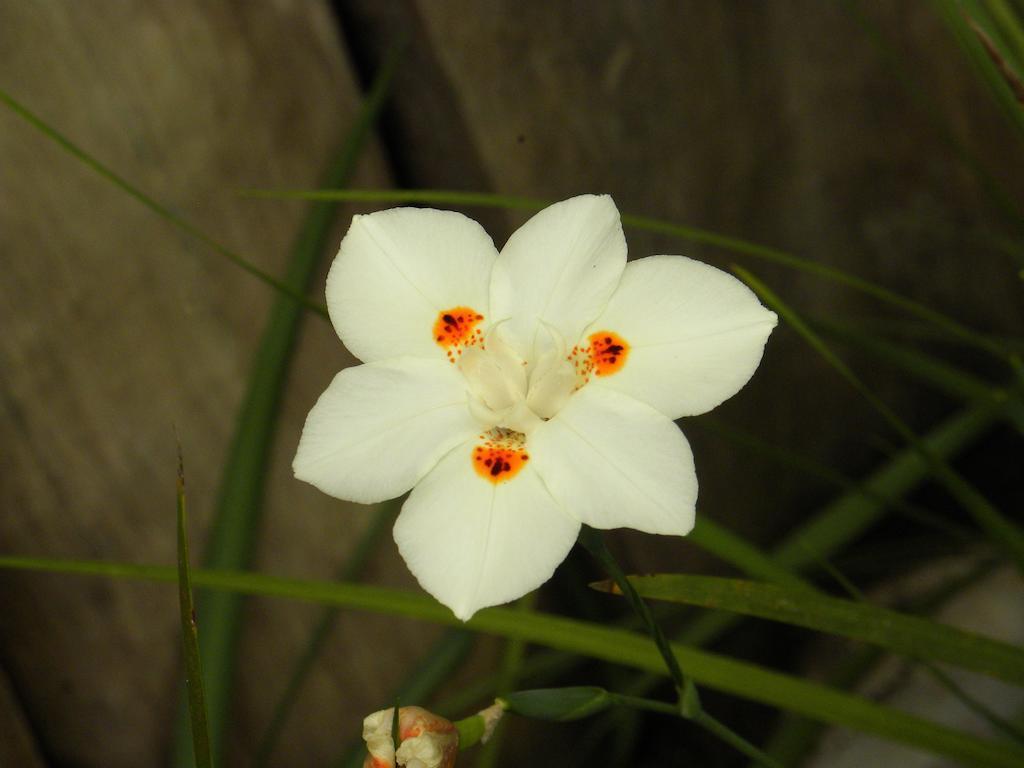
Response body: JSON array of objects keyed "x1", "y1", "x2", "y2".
[
  {"x1": 176, "y1": 452, "x2": 212, "y2": 768},
  {"x1": 1, "y1": 557, "x2": 1023, "y2": 768},
  {"x1": 171, "y1": 44, "x2": 404, "y2": 767},
  {"x1": 987, "y1": 0, "x2": 1024, "y2": 66},
  {"x1": 841, "y1": 0, "x2": 1024, "y2": 230},
  {"x1": 925, "y1": 659, "x2": 1024, "y2": 744},
  {"x1": 934, "y1": 0, "x2": 1024, "y2": 136},
  {"x1": 967, "y1": 4, "x2": 1024, "y2": 103},
  {"x1": 774, "y1": 403, "x2": 999, "y2": 570},
  {"x1": 612, "y1": 574, "x2": 1024, "y2": 686},
  {"x1": 813, "y1": 318, "x2": 1005, "y2": 402},
  {"x1": 255, "y1": 499, "x2": 399, "y2": 768},
  {"x1": 808, "y1": 553, "x2": 1024, "y2": 751},
  {"x1": 241, "y1": 187, "x2": 1020, "y2": 367},
  {"x1": 689, "y1": 518, "x2": 816, "y2": 590},
  {"x1": 735, "y1": 266, "x2": 1024, "y2": 574},
  {"x1": 694, "y1": 417, "x2": 977, "y2": 544},
  {"x1": 0, "y1": 89, "x2": 327, "y2": 318},
  {"x1": 812, "y1": 316, "x2": 1024, "y2": 435},
  {"x1": 760, "y1": 555, "x2": 1005, "y2": 765}
]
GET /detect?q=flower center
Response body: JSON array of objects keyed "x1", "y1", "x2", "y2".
[{"x1": 457, "y1": 328, "x2": 576, "y2": 433}]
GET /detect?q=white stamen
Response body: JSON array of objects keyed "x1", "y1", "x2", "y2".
[{"x1": 459, "y1": 323, "x2": 577, "y2": 430}]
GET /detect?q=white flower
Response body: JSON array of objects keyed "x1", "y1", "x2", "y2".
[
  {"x1": 362, "y1": 706, "x2": 458, "y2": 768},
  {"x1": 294, "y1": 195, "x2": 776, "y2": 620}
]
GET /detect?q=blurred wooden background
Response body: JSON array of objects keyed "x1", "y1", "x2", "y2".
[{"x1": 1, "y1": 1, "x2": 1022, "y2": 765}]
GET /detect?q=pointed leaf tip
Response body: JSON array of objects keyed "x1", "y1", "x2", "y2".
[{"x1": 588, "y1": 579, "x2": 622, "y2": 594}]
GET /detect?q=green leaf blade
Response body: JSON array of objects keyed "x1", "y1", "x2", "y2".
[
  {"x1": 621, "y1": 574, "x2": 1024, "y2": 686},
  {"x1": 734, "y1": 265, "x2": 1024, "y2": 575},
  {"x1": 3, "y1": 557, "x2": 1024, "y2": 768},
  {"x1": 176, "y1": 455, "x2": 213, "y2": 768}
]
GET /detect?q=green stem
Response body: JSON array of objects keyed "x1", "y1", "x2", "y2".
[
  {"x1": 608, "y1": 692, "x2": 678, "y2": 716},
  {"x1": 577, "y1": 528, "x2": 781, "y2": 768},
  {"x1": 695, "y1": 710, "x2": 784, "y2": 768},
  {"x1": 577, "y1": 527, "x2": 686, "y2": 695}
]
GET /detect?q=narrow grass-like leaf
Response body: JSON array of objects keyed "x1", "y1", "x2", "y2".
[
  {"x1": 611, "y1": 574, "x2": 1024, "y2": 686},
  {"x1": 966, "y1": 2, "x2": 1024, "y2": 101},
  {"x1": 925, "y1": 660, "x2": 1024, "y2": 744},
  {"x1": 2, "y1": 558, "x2": 1022, "y2": 767},
  {"x1": 172, "y1": 46, "x2": 403, "y2": 767},
  {"x1": 256, "y1": 500, "x2": 399, "y2": 768},
  {"x1": 813, "y1": 316, "x2": 1024, "y2": 435},
  {"x1": 760, "y1": 555, "x2": 1005, "y2": 765},
  {"x1": 813, "y1": 318, "x2": 1005, "y2": 402},
  {"x1": 933, "y1": 0, "x2": 1024, "y2": 137},
  {"x1": 986, "y1": 0, "x2": 1024, "y2": 66},
  {"x1": 176, "y1": 453, "x2": 213, "y2": 768},
  {"x1": 735, "y1": 266, "x2": 1024, "y2": 574},
  {"x1": 242, "y1": 187, "x2": 1020, "y2": 366},
  {"x1": 689, "y1": 518, "x2": 815, "y2": 590},
  {"x1": 842, "y1": 0, "x2": 1024, "y2": 229},
  {"x1": 694, "y1": 416, "x2": 976, "y2": 544},
  {"x1": 0, "y1": 89, "x2": 327, "y2": 318},
  {"x1": 774, "y1": 402, "x2": 999, "y2": 570}
]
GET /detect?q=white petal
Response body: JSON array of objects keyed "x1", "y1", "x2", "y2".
[
  {"x1": 530, "y1": 386, "x2": 696, "y2": 536},
  {"x1": 490, "y1": 195, "x2": 626, "y2": 359},
  {"x1": 585, "y1": 255, "x2": 777, "y2": 419},
  {"x1": 327, "y1": 207, "x2": 498, "y2": 362},
  {"x1": 293, "y1": 358, "x2": 477, "y2": 504},
  {"x1": 362, "y1": 709, "x2": 396, "y2": 764},
  {"x1": 394, "y1": 442, "x2": 580, "y2": 620}
]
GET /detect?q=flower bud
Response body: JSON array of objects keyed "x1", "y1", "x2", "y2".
[{"x1": 361, "y1": 706, "x2": 458, "y2": 768}]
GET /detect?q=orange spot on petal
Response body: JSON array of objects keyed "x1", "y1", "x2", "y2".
[
  {"x1": 472, "y1": 429, "x2": 528, "y2": 484},
  {"x1": 588, "y1": 330, "x2": 629, "y2": 376},
  {"x1": 433, "y1": 306, "x2": 484, "y2": 362}
]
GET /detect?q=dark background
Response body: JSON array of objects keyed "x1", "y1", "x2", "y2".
[{"x1": 1, "y1": 2, "x2": 1022, "y2": 766}]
